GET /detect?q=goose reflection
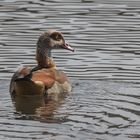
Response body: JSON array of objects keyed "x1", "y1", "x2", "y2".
[{"x1": 12, "y1": 93, "x2": 67, "y2": 121}]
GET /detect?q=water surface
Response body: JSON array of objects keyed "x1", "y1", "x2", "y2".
[{"x1": 0, "y1": 0, "x2": 140, "y2": 139}]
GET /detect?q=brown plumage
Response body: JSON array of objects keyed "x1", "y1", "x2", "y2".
[{"x1": 10, "y1": 30, "x2": 74, "y2": 99}]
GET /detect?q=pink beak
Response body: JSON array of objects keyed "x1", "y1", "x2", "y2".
[{"x1": 63, "y1": 43, "x2": 74, "y2": 52}]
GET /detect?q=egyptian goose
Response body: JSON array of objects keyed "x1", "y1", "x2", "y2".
[{"x1": 10, "y1": 30, "x2": 74, "y2": 99}]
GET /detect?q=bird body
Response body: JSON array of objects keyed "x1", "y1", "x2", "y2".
[{"x1": 10, "y1": 30, "x2": 74, "y2": 99}]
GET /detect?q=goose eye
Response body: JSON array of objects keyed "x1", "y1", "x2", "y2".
[
  {"x1": 55, "y1": 34, "x2": 59, "y2": 40},
  {"x1": 50, "y1": 33, "x2": 62, "y2": 41},
  {"x1": 55, "y1": 34, "x2": 61, "y2": 41}
]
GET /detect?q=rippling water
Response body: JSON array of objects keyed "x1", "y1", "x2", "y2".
[{"x1": 0, "y1": 0, "x2": 140, "y2": 139}]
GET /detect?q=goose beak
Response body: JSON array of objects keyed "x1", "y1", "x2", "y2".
[{"x1": 62, "y1": 43, "x2": 74, "y2": 52}]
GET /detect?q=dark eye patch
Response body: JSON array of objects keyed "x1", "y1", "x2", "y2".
[{"x1": 50, "y1": 32, "x2": 62, "y2": 41}]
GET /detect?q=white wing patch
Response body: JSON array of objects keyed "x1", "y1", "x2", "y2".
[{"x1": 47, "y1": 81, "x2": 72, "y2": 101}]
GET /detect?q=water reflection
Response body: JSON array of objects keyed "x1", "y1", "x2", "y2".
[
  {"x1": 12, "y1": 93, "x2": 67, "y2": 122},
  {"x1": 12, "y1": 95, "x2": 45, "y2": 115}
]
